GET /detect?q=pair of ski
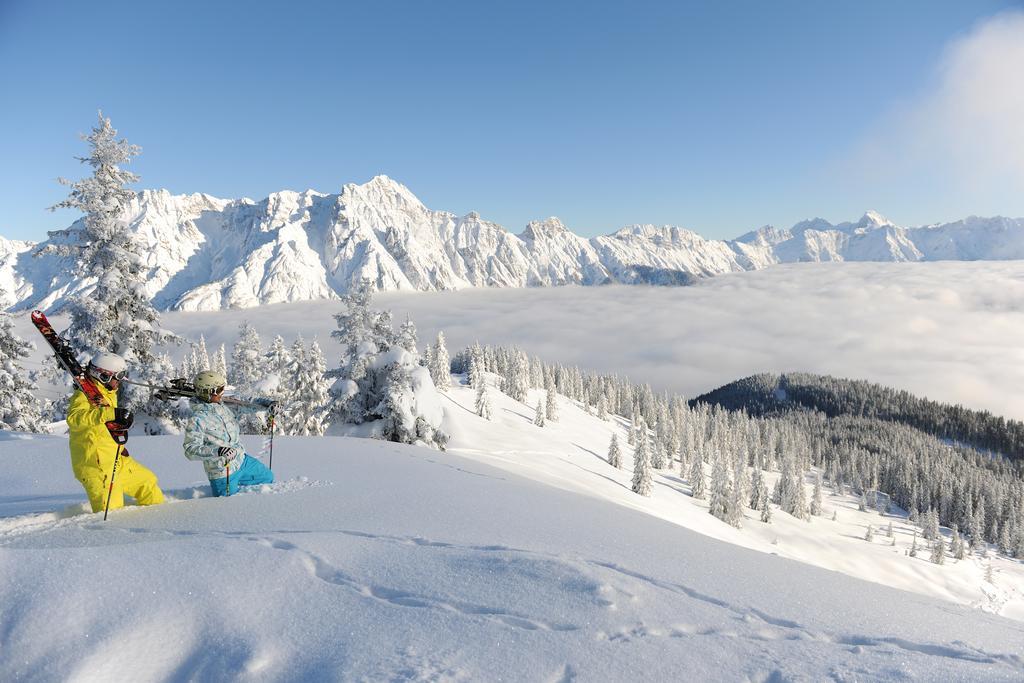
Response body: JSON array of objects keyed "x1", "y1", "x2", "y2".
[{"x1": 30, "y1": 310, "x2": 277, "y2": 519}]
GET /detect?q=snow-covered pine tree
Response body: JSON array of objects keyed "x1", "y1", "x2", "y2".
[
  {"x1": 930, "y1": 539, "x2": 945, "y2": 565},
  {"x1": 475, "y1": 379, "x2": 492, "y2": 420},
  {"x1": 608, "y1": 433, "x2": 622, "y2": 469},
  {"x1": 923, "y1": 508, "x2": 940, "y2": 541},
  {"x1": 859, "y1": 492, "x2": 868, "y2": 512},
  {"x1": 503, "y1": 350, "x2": 529, "y2": 403},
  {"x1": 230, "y1": 322, "x2": 266, "y2": 433},
  {"x1": 810, "y1": 472, "x2": 823, "y2": 516},
  {"x1": 399, "y1": 317, "x2": 418, "y2": 353},
  {"x1": 545, "y1": 383, "x2": 558, "y2": 422},
  {"x1": 534, "y1": 399, "x2": 545, "y2": 427},
  {"x1": 468, "y1": 345, "x2": 483, "y2": 388},
  {"x1": 230, "y1": 322, "x2": 264, "y2": 395},
  {"x1": 650, "y1": 435, "x2": 666, "y2": 469},
  {"x1": 265, "y1": 335, "x2": 291, "y2": 378},
  {"x1": 0, "y1": 313, "x2": 46, "y2": 432},
  {"x1": 42, "y1": 112, "x2": 178, "y2": 427},
  {"x1": 285, "y1": 338, "x2": 329, "y2": 436},
  {"x1": 952, "y1": 526, "x2": 965, "y2": 559},
  {"x1": 689, "y1": 446, "x2": 706, "y2": 499},
  {"x1": 909, "y1": 531, "x2": 919, "y2": 557},
  {"x1": 214, "y1": 344, "x2": 228, "y2": 376},
  {"x1": 631, "y1": 420, "x2": 652, "y2": 497},
  {"x1": 865, "y1": 524, "x2": 874, "y2": 542},
  {"x1": 709, "y1": 450, "x2": 732, "y2": 523},
  {"x1": 751, "y1": 468, "x2": 769, "y2": 512},
  {"x1": 727, "y1": 456, "x2": 745, "y2": 528},
  {"x1": 760, "y1": 494, "x2": 772, "y2": 523},
  {"x1": 196, "y1": 335, "x2": 211, "y2": 372},
  {"x1": 326, "y1": 281, "x2": 446, "y2": 448},
  {"x1": 262, "y1": 334, "x2": 292, "y2": 413},
  {"x1": 597, "y1": 396, "x2": 608, "y2": 421},
  {"x1": 430, "y1": 332, "x2": 451, "y2": 391}
]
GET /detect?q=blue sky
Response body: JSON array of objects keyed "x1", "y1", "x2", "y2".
[{"x1": 1, "y1": 0, "x2": 1021, "y2": 241}]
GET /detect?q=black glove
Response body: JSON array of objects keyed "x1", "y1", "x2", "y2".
[
  {"x1": 253, "y1": 398, "x2": 277, "y2": 409},
  {"x1": 112, "y1": 408, "x2": 134, "y2": 429},
  {"x1": 218, "y1": 446, "x2": 238, "y2": 460}
]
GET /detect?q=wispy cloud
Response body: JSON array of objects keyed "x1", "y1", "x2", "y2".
[{"x1": 846, "y1": 10, "x2": 1024, "y2": 217}]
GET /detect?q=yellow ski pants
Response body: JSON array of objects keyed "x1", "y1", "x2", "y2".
[{"x1": 74, "y1": 452, "x2": 166, "y2": 513}]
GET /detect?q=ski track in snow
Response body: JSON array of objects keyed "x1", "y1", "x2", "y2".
[{"x1": 49, "y1": 520, "x2": 1024, "y2": 675}]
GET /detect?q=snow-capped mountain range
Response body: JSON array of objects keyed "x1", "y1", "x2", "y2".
[{"x1": 3, "y1": 175, "x2": 1023, "y2": 311}]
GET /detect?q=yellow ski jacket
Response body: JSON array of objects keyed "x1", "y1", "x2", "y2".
[{"x1": 67, "y1": 383, "x2": 120, "y2": 474}]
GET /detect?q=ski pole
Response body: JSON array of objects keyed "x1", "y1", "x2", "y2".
[
  {"x1": 226, "y1": 458, "x2": 231, "y2": 497},
  {"x1": 103, "y1": 443, "x2": 123, "y2": 521},
  {"x1": 268, "y1": 404, "x2": 276, "y2": 470}
]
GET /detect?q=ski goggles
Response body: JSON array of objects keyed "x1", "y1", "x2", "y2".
[{"x1": 90, "y1": 367, "x2": 128, "y2": 384}]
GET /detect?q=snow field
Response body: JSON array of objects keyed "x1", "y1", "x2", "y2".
[{"x1": 2, "y1": 431, "x2": 1024, "y2": 681}]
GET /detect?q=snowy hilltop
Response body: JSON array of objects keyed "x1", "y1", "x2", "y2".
[{"x1": 3, "y1": 175, "x2": 1024, "y2": 311}]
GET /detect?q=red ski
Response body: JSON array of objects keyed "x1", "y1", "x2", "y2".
[{"x1": 30, "y1": 310, "x2": 128, "y2": 445}]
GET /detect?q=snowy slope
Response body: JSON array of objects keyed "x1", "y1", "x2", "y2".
[
  {"x1": 4, "y1": 176, "x2": 1024, "y2": 311},
  {"x1": 3, "y1": 424, "x2": 1024, "y2": 681}
]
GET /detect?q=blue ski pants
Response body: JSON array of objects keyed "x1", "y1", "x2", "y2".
[{"x1": 210, "y1": 455, "x2": 274, "y2": 497}]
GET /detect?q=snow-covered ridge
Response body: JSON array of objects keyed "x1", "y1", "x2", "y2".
[{"x1": 3, "y1": 175, "x2": 1023, "y2": 311}]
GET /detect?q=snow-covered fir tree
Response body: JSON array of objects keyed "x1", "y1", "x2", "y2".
[
  {"x1": 689, "y1": 448, "x2": 706, "y2": 499},
  {"x1": 930, "y1": 539, "x2": 946, "y2": 565},
  {"x1": 727, "y1": 456, "x2": 746, "y2": 528},
  {"x1": 865, "y1": 525, "x2": 874, "y2": 542},
  {"x1": 229, "y1": 322, "x2": 267, "y2": 433},
  {"x1": 545, "y1": 383, "x2": 558, "y2": 422},
  {"x1": 709, "y1": 450, "x2": 732, "y2": 523},
  {"x1": 952, "y1": 526, "x2": 966, "y2": 560},
  {"x1": 195, "y1": 335, "x2": 211, "y2": 372},
  {"x1": 533, "y1": 400, "x2": 545, "y2": 427},
  {"x1": 265, "y1": 335, "x2": 291, "y2": 379},
  {"x1": 326, "y1": 281, "x2": 446, "y2": 448},
  {"x1": 608, "y1": 433, "x2": 622, "y2": 469},
  {"x1": 810, "y1": 473, "x2": 823, "y2": 516},
  {"x1": 429, "y1": 332, "x2": 451, "y2": 391},
  {"x1": 398, "y1": 317, "x2": 418, "y2": 353},
  {"x1": 923, "y1": 508, "x2": 940, "y2": 541},
  {"x1": 0, "y1": 314, "x2": 46, "y2": 432},
  {"x1": 750, "y1": 467, "x2": 766, "y2": 510},
  {"x1": 41, "y1": 112, "x2": 178, "y2": 427},
  {"x1": 631, "y1": 419, "x2": 652, "y2": 497},
  {"x1": 284, "y1": 338, "x2": 329, "y2": 436},
  {"x1": 475, "y1": 380, "x2": 492, "y2": 420},
  {"x1": 230, "y1": 323, "x2": 264, "y2": 395},
  {"x1": 213, "y1": 344, "x2": 228, "y2": 376},
  {"x1": 759, "y1": 494, "x2": 772, "y2": 523},
  {"x1": 909, "y1": 531, "x2": 919, "y2": 557}
]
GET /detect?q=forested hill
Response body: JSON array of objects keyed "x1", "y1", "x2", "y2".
[{"x1": 692, "y1": 372, "x2": 1024, "y2": 462}]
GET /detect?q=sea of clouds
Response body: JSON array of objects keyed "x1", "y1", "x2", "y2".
[{"x1": 124, "y1": 261, "x2": 1024, "y2": 421}]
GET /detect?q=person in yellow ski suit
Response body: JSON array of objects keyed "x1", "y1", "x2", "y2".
[{"x1": 67, "y1": 352, "x2": 165, "y2": 513}]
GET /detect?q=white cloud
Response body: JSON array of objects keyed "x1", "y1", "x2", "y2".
[
  {"x1": 848, "y1": 11, "x2": 1024, "y2": 214},
  {"x1": 119, "y1": 261, "x2": 1024, "y2": 421}
]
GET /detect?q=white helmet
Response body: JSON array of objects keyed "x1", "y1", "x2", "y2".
[
  {"x1": 88, "y1": 352, "x2": 128, "y2": 383},
  {"x1": 194, "y1": 370, "x2": 227, "y2": 400}
]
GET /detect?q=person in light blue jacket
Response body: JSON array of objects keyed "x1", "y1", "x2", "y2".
[{"x1": 184, "y1": 370, "x2": 275, "y2": 497}]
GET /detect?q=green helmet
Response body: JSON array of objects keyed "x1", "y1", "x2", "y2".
[{"x1": 194, "y1": 370, "x2": 227, "y2": 400}]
